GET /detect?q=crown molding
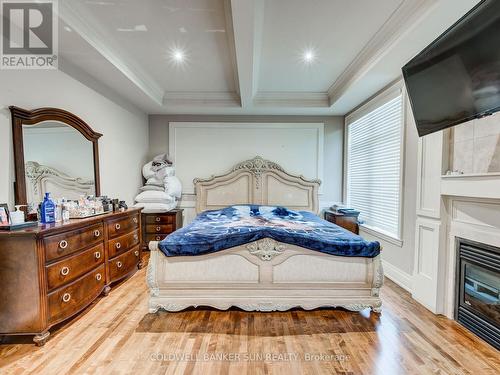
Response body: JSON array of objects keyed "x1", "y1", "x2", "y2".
[
  {"x1": 59, "y1": 1, "x2": 164, "y2": 106},
  {"x1": 223, "y1": 0, "x2": 241, "y2": 104},
  {"x1": 254, "y1": 92, "x2": 330, "y2": 108},
  {"x1": 230, "y1": 0, "x2": 263, "y2": 108},
  {"x1": 327, "y1": 0, "x2": 438, "y2": 106},
  {"x1": 163, "y1": 92, "x2": 241, "y2": 107}
]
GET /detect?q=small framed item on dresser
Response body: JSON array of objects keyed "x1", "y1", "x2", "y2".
[{"x1": 141, "y1": 209, "x2": 183, "y2": 250}]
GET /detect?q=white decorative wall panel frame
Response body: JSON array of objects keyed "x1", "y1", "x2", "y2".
[
  {"x1": 413, "y1": 217, "x2": 446, "y2": 313},
  {"x1": 416, "y1": 132, "x2": 444, "y2": 219},
  {"x1": 169, "y1": 122, "x2": 324, "y2": 195}
]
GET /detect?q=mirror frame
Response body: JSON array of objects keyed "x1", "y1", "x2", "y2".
[{"x1": 10, "y1": 106, "x2": 103, "y2": 205}]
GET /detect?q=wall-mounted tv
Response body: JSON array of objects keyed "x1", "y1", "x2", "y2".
[{"x1": 403, "y1": 0, "x2": 500, "y2": 137}]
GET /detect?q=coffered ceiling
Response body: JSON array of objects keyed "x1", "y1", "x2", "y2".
[{"x1": 58, "y1": 0, "x2": 481, "y2": 115}]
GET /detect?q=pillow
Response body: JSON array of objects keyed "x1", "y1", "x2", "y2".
[
  {"x1": 164, "y1": 176, "x2": 182, "y2": 199},
  {"x1": 134, "y1": 202, "x2": 177, "y2": 213},
  {"x1": 139, "y1": 185, "x2": 164, "y2": 192},
  {"x1": 135, "y1": 191, "x2": 173, "y2": 204},
  {"x1": 146, "y1": 177, "x2": 163, "y2": 186},
  {"x1": 142, "y1": 161, "x2": 155, "y2": 180}
]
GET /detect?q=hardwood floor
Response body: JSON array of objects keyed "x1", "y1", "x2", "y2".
[{"x1": 1, "y1": 257, "x2": 498, "y2": 375}]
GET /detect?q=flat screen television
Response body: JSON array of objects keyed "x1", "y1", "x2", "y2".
[{"x1": 402, "y1": 0, "x2": 500, "y2": 137}]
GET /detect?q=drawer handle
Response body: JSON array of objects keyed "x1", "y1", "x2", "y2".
[
  {"x1": 115, "y1": 223, "x2": 121, "y2": 230},
  {"x1": 133, "y1": 217, "x2": 138, "y2": 224},
  {"x1": 155, "y1": 217, "x2": 161, "y2": 222},
  {"x1": 115, "y1": 242, "x2": 121, "y2": 249},
  {"x1": 95, "y1": 251, "x2": 101, "y2": 259},
  {"x1": 96, "y1": 273, "x2": 102, "y2": 281},
  {"x1": 62, "y1": 293, "x2": 71, "y2": 303},
  {"x1": 155, "y1": 236, "x2": 161, "y2": 241},
  {"x1": 60, "y1": 266, "x2": 70, "y2": 276},
  {"x1": 117, "y1": 261, "x2": 123, "y2": 268},
  {"x1": 94, "y1": 230, "x2": 100, "y2": 237},
  {"x1": 156, "y1": 226, "x2": 161, "y2": 232},
  {"x1": 134, "y1": 250, "x2": 139, "y2": 257},
  {"x1": 133, "y1": 234, "x2": 138, "y2": 241},
  {"x1": 59, "y1": 240, "x2": 68, "y2": 249}
]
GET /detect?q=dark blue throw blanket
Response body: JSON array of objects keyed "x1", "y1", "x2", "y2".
[{"x1": 158, "y1": 205, "x2": 380, "y2": 258}]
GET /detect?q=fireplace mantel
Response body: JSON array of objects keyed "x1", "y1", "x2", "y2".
[{"x1": 441, "y1": 174, "x2": 500, "y2": 200}]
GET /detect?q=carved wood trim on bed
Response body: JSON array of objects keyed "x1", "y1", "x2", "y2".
[{"x1": 194, "y1": 156, "x2": 321, "y2": 214}]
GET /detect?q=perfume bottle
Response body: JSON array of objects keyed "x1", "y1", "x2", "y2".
[{"x1": 40, "y1": 192, "x2": 56, "y2": 224}]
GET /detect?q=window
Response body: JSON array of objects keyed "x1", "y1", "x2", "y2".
[{"x1": 346, "y1": 89, "x2": 404, "y2": 240}]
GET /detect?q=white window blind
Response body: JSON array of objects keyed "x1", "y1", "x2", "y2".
[{"x1": 346, "y1": 93, "x2": 403, "y2": 239}]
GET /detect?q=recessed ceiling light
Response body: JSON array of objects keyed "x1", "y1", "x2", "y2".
[
  {"x1": 64, "y1": 26, "x2": 72, "y2": 32},
  {"x1": 172, "y1": 49, "x2": 185, "y2": 62},
  {"x1": 303, "y1": 50, "x2": 315, "y2": 63},
  {"x1": 167, "y1": 45, "x2": 189, "y2": 67}
]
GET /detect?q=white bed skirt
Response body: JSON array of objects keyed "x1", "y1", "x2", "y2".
[{"x1": 146, "y1": 238, "x2": 383, "y2": 313}]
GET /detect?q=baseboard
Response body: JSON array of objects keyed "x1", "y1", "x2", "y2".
[{"x1": 382, "y1": 260, "x2": 413, "y2": 293}]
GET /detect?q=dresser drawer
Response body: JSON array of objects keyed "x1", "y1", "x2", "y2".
[
  {"x1": 48, "y1": 265, "x2": 105, "y2": 325},
  {"x1": 145, "y1": 224, "x2": 175, "y2": 234},
  {"x1": 108, "y1": 245, "x2": 140, "y2": 283},
  {"x1": 145, "y1": 233, "x2": 169, "y2": 243},
  {"x1": 107, "y1": 214, "x2": 140, "y2": 239},
  {"x1": 145, "y1": 214, "x2": 175, "y2": 224},
  {"x1": 108, "y1": 229, "x2": 140, "y2": 258},
  {"x1": 46, "y1": 243, "x2": 104, "y2": 291},
  {"x1": 44, "y1": 223, "x2": 104, "y2": 262}
]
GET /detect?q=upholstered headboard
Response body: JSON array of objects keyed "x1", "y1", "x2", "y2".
[
  {"x1": 25, "y1": 161, "x2": 95, "y2": 203},
  {"x1": 193, "y1": 156, "x2": 321, "y2": 214}
]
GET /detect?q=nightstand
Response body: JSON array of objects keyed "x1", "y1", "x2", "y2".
[
  {"x1": 324, "y1": 210, "x2": 360, "y2": 235},
  {"x1": 141, "y1": 209, "x2": 183, "y2": 250}
]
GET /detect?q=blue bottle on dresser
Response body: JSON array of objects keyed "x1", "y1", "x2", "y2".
[{"x1": 40, "y1": 192, "x2": 56, "y2": 224}]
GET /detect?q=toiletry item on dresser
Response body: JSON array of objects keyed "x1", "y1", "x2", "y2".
[
  {"x1": 10, "y1": 205, "x2": 26, "y2": 225},
  {"x1": 61, "y1": 199, "x2": 70, "y2": 222},
  {"x1": 118, "y1": 201, "x2": 128, "y2": 212},
  {"x1": 54, "y1": 199, "x2": 62, "y2": 223},
  {"x1": 26, "y1": 203, "x2": 38, "y2": 222},
  {"x1": 40, "y1": 193, "x2": 55, "y2": 224}
]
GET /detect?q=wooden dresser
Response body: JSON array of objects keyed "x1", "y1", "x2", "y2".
[
  {"x1": 141, "y1": 209, "x2": 183, "y2": 250},
  {"x1": 324, "y1": 209, "x2": 360, "y2": 235},
  {"x1": 0, "y1": 208, "x2": 142, "y2": 346}
]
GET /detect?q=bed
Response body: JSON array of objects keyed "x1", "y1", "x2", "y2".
[{"x1": 147, "y1": 156, "x2": 383, "y2": 313}]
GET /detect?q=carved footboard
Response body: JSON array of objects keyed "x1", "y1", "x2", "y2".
[{"x1": 146, "y1": 239, "x2": 383, "y2": 313}]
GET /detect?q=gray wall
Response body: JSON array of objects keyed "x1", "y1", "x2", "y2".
[{"x1": 149, "y1": 114, "x2": 344, "y2": 205}]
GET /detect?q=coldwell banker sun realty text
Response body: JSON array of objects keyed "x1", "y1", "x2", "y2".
[{"x1": 1, "y1": 0, "x2": 58, "y2": 69}]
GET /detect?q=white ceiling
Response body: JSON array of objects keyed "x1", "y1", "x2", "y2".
[{"x1": 58, "y1": 0, "x2": 482, "y2": 115}]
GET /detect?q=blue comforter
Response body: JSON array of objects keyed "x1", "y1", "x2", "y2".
[{"x1": 158, "y1": 205, "x2": 380, "y2": 258}]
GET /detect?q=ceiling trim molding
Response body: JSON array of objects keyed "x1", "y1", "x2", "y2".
[
  {"x1": 163, "y1": 92, "x2": 241, "y2": 107},
  {"x1": 327, "y1": 0, "x2": 438, "y2": 106},
  {"x1": 59, "y1": 1, "x2": 164, "y2": 106},
  {"x1": 254, "y1": 92, "x2": 329, "y2": 108},
  {"x1": 230, "y1": 0, "x2": 262, "y2": 108},
  {"x1": 223, "y1": 0, "x2": 241, "y2": 105}
]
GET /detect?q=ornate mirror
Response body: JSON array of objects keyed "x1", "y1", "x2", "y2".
[{"x1": 10, "y1": 106, "x2": 102, "y2": 208}]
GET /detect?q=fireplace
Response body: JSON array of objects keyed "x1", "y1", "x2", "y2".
[{"x1": 455, "y1": 238, "x2": 500, "y2": 349}]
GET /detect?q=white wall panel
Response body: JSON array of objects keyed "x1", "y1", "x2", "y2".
[
  {"x1": 169, "y1": 122, "x2": 324, "y2": 195},
  {"x1": 412, "y1": 217, "x2": 445, "y2": 313}
]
